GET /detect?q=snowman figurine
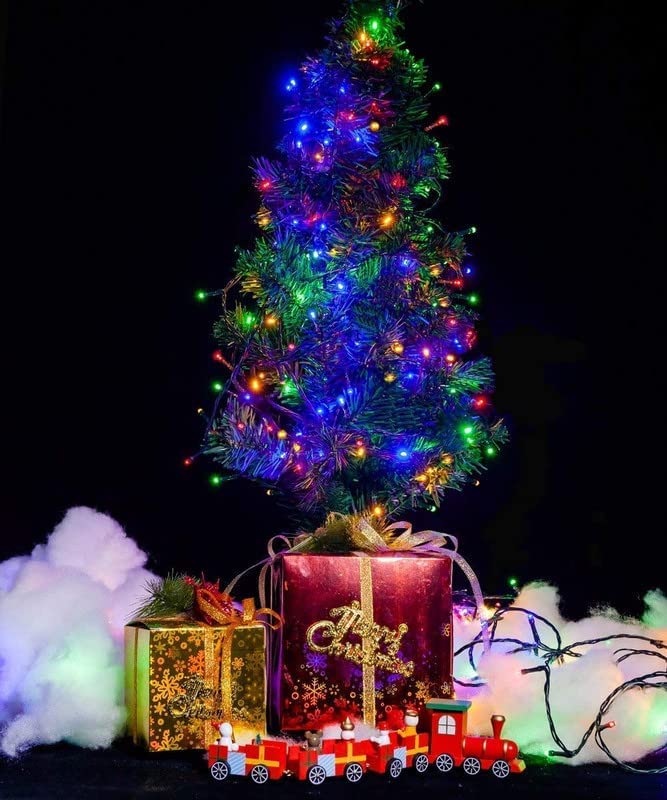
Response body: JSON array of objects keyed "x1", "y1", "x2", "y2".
[
  {"x1": 340, "y1": 717, "x2": 356, "y2": 741},
  {"x1": 402, "y1": 706, "x2": 419, "y2": 736},
  {"x1": 370, "y1": 721, "x2": 391, "y2": 746},
  {"x1": 216, "y1": 721, "x2": 239, "y2": 750}
]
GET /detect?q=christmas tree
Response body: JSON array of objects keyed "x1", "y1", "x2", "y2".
[{"x1": 197, "y1": 0, "x2": 506, "y2": 521}]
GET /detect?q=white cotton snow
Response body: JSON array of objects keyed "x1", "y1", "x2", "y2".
[
  {"x1": 454, "y1": 582, "x2": 667, "y2": 766},
  {"x1": 0, "y1": 507, "x2": 155, "y2": 757}
]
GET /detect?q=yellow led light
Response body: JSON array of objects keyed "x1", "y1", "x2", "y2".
[
  {"x1": 416, "y1": 474, "x2": 427, "y2": 483},
  {"x1": 265, "y1": 315, "x2": 277, "y2": 326},
  {"x1": 277, "y1": 429, "x2": 288, "y2": 440},
  {"x1": 369, "y1": 120, "x2": 380, "y2": 132},
  {"x1": 380, "y1": 211, "x2": 396, "y2": 228},
  {"x1": 249, "y1": 378, "x2": 262, "y2": 392},
  {"x1": 293, "y1": 443, "x2": 302, "y2": 452},
  {"x1": 390, "y1": 341, "x2": 404, "y2": 355},
  {"x1": 372, "y1": 505, "x2": 384, "y2": 517},
  {"x1": 355, "y1": 446, "x2": 366, "y2": 457},
  {"x1": 384, "y1": 372, "x2": 396, "y2": 383}
]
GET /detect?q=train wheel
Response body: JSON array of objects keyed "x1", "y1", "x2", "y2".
[
  {"x1": 345, "y1": 762, "x2": 364, "y2": 783},
  {"x1": 250, "y1": 764, "x2": 270, "y2": 784},
  {"x1": 307, "y1": 765, "x2": 327, "y2": 785},
  {"x1": 435, "y1": 753, "x2": 454, "y2": 773},
  {"x1": 210, "y1": 760, "x2": 229, "y2": 781},
  {"x1": 414, "y1": 754, "x2": 429, "y2": 774},
  {"x1": 492, "y1": 759, "x2": 511, "y2": 779},
  {"x1": 462, "y1": 757, "x2": 481, "y2": 776},
  {"x1": 387, "y1": 757, "x2": 403, "y2": 779}
]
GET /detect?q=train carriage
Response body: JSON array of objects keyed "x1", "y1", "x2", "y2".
[{"x1": 208, "y1": 739, "x2": 287, "y2": 783}]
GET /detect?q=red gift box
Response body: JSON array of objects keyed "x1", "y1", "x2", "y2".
[{"x1": 268, "y1": 552, "x2": 453, "y2": 731}]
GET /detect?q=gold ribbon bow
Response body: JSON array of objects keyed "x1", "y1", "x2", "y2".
[{"x1": 195, "y1": 589, "x2": 282, "y2": 728}]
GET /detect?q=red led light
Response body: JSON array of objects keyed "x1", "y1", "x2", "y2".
[
  {"x1": 212, "y1": 349, "x2": 224, "y2": 362},
  {"x1": 183, "y1": 457, "x2": 193, "y2": 467},
  {"x1": 259, "y1": 179, "x2": 272, "y2": 191}
]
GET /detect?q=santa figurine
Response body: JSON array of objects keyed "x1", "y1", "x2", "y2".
[
  {"x1": 401, "y1": 705, "x2": 419, "y2": 736},
  {"x1": 340, "y1": 716, "x2": 356, "y2": 741},
  {"x1": 370, "y1": 721, "x2": 391, "y2": 746},
  {"x1": 215, "y1": 721, "x2": 239, "y2": 750}
]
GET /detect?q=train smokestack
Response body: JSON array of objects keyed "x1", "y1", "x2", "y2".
[{"x1": 491, "y1": 714, "x2": 505, "y2": 739}]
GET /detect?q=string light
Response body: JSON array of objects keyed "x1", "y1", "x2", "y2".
[
  {"x1": 380, "y1": 211, "x2": 396, "y2": 228},
  {"x1": 197, "y1": 0, "x2": 507, "y2": 517},
  {"x1": 183, "y1": 457, "x2": 193, "y2": 467},
  {"x1": 195, "y1": 290, "x2": 207, "y2": 302},
  {"x1": 209, "y1": 474, "x2": 222, "y2": 486},
  {"x1": 468, "y1": 294, "x2": 479, "y2": 305}
]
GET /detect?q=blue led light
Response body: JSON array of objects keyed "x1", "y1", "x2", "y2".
[
  {"x1": 346, "y1": 388, "x2": 354, "y2": 394},
  {"x1": 308, "y1": 310, "x2": 317, "y2": 320},
  {"x1": 336, "y1": 281, "x2": 345, "y2": 290},
  {"x1": 243, "y1": 393, "x2": 251, "y2": 401},
  {"x1": 292, "y1": 218, "x2": 299, "y2": 226},
  {"x1": 323, "y1": 138, "x2": 331, "y2": 145},
  {"x1": 296, "y1": 140, "x2": 303, "y2": 148},
  {"x1": 398, "y1": 449, "x2": 410, "y2": 460},
  {"x1": 316, "y1": 407, "x2": 325, "y2": 415},
  {"x1": 320, "y1": 222, "x2": 327, "y2": 230},
  {"x1": 354, "y1": 135, "x2": 361, "y2": 142},
  {"x1": 299, "y1": 122, "x2": 309, "y2": 132},
  {"x1": 337, "y1": 395, "x2": 345, "y2": 406},
  {"x1": 312, "y1": 250, "x2": 320, "y2": 259},
  {"x1": 339, "y1": 85, "x2": 346, "y2": 94},
  {"x1": 465, "y1": 266, "x2": 473, "y2": 275}
]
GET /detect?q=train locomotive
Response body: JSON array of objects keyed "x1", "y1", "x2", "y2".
[{"x1": 207, "y1": 697, "x2": 525, "y2": 784}]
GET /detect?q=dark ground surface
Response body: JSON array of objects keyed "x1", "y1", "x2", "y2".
[{"x1": 1, "y1": 743, "x2": 665, "y2": 800}]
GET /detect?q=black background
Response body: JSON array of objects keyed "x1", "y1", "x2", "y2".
[{"x1": 1, "y1": 0, "x2": 664, "y2": 617}]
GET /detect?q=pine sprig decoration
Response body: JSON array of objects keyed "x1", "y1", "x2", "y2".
[{"x1": 135, "y1": 572, "x2": 196, "y2": 619}]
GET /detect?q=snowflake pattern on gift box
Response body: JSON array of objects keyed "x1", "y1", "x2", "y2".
[
  {"x1": 415, "y1": 679, "x2": 434, "y2": 703},
  {"x1": 306, "y1": 651, "x2": 328, "y2": 672},
  {"x1": 187, "y1": 650, "x2": 205, "y2": 675},
  {"x1": 150, "y1": 668, "x2": 184, "y2": 702},
  {"x1": 301, "y1": 677, "x2": 328, "y2": 705}
]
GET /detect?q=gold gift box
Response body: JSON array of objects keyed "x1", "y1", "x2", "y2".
[{"x1": 124, "y1": 617, "x2": 266, "y2": 751}]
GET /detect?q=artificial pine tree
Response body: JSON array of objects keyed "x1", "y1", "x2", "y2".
[{"x1": 198, "y1": 0, "x2": 506, "y2": 522}]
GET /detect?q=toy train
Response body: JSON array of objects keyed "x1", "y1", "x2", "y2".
[{"x1": 208, "y1": 698, "x2": 526, "y2": 785}]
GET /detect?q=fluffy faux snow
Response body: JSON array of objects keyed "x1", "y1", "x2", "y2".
[{"x1": 0, "y1": 507, "x2": 155, "y2": 757}]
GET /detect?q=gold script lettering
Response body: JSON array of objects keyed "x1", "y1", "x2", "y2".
[
  {"x1": 306, "y1": 600, "x2": 414, "y2": 677},
  {"x1": 167, "y1": 675, "x2": 225, "y2": 719}
]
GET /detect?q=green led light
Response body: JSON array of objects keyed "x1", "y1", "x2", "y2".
[
  {"x1": 466, "y1": 437, "x2": 474, "y2": 445},
  {"x1": 486, "y1": 446, "x2": 496, "y2": 456},
  {"x1": 463, "y1": 425, "x2": 473, "y2": 435},
  {"x1": 212, "y1": 381, "x2": 223, "y2": 392},
  {"x1": 468, "y1": 294, "x2": 479, "y2": 304},
  {"x1": 433, "y1": 82, "x2": 441, "y2": 91},
  {"x1": 369, "y1": 18, "x2": 379, "y2": 31},
  {"x1": 210, "y1": 474, "x2": 222, "y2": 486},
  {"x1": 195, "y1": 290, "x2": 207, "y2": 302},
  {"x1": 508, "y1": 577, "x2": 518, "y2": 588},
  {"x1": 243, "y1": 312, "x2": 256, "y2": 327},
  {"x1": 426, "y1": 225, "x2": 434, "y2": 233},
  {"x1": 448, "y1": 388, "x2": 456, "y2": 395},
  {"x1": 469, "y1": 225, "x2": 477, "y2": 234}
]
